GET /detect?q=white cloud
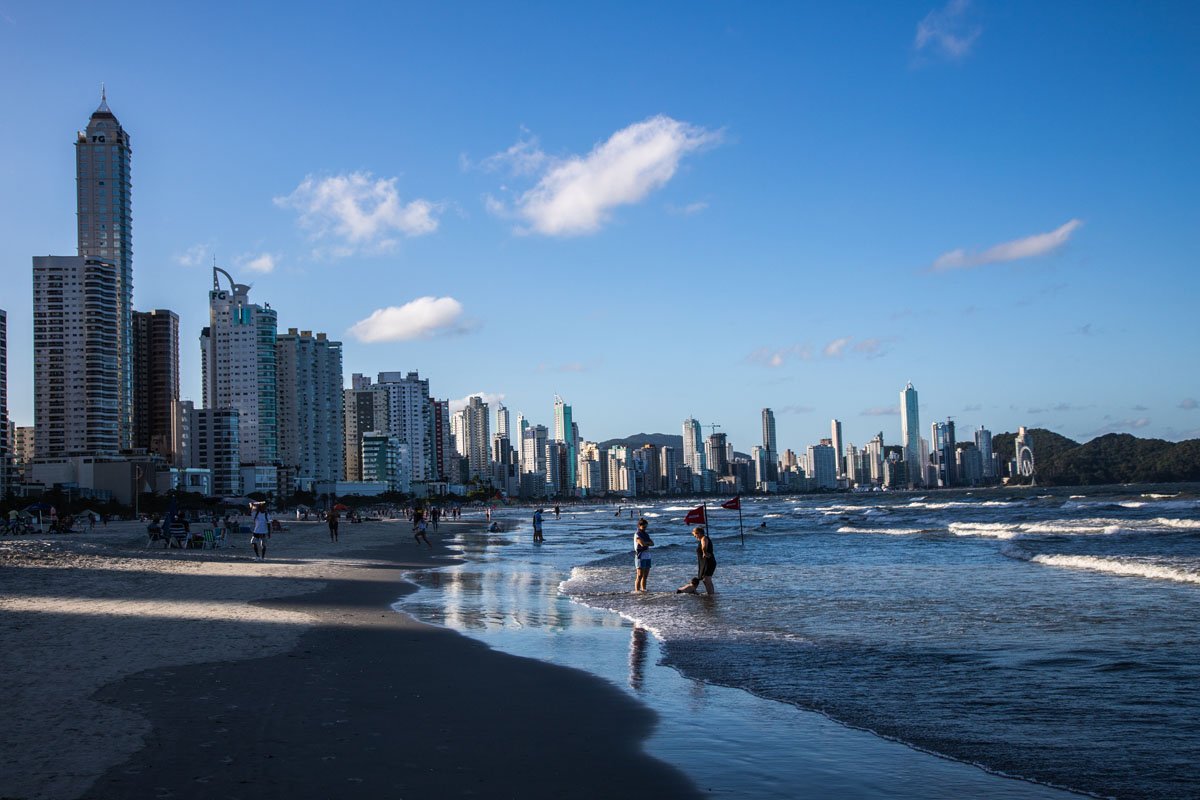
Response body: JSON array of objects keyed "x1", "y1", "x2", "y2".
[
  {"x1": 449, "y1": 392, "x2": 506, "y2": 413},
  {"x1": 1181, "y1": 398, "x2": 1199, "y2": 411},
  {"x1": 275, "y1": 172, "x2": 442, "y2": 257},
  {"x1": 931, "y1": 219, "x2": 1084, "y2": 272},
  {"x1": 915, "y1": 0, "x2": 982, "y2": 60},
  {"x1": 491, "y1": 115, "x2": 719, "y2": 236},
  {"x1": 478, "y1": 132, "x2": 548, "y2": 176},
  {"x1": 236, "y1": 252, "x2": 278, "y2": 274},
  {"x1": 823, "y1": 337, "x2": 853, "y2": 358},
  {"x1": 1086, "y1": 417, "x2": 1151, "y2": 437},
  {"x1": 173, "y1": 243, "x2": 209, "y2": 268},
  {"x1": 861, "y1": 406, "x2": 900, "y2": 417},
  {"x1": 348, "y1": 297, "x2": 466, "y2": 343}
]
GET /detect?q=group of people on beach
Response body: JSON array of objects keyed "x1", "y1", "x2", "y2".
[{"x1": 635, "y1": 518, "x2": 716, "y2": 595}]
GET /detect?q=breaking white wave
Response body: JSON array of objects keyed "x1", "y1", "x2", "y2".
[
  {"x1": 948, "y1": 522, "x2": 1022, "y2": 539},
  {"x1": 837, "y1": 526, "x2": 926, "y2": 536},
  {"x1": 1004, "y1": 547, "x2": 1200, "y2": 586}
]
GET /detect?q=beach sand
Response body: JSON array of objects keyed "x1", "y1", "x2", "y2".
[{"x1": 1, "y1": 518, "x2": 697, "y2": 799}]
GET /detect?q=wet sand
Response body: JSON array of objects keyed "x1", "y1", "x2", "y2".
[{"x1": 0, "y1": 518, "x2": 696, "y2": 799}]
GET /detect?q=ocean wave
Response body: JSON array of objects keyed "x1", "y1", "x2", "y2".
[
  {"x1": 1144, "y1": 493, "x2": 1180, "y2": 499},
  {"x1": 1002, "y1": 546, "x2": 1200, "y2": 585},
  {"x1": 837, "y1": 526, "x2": 926, "y2": 536},
  {"x1": 948, "y1": 522, "x2": 1021, "y2": 539},
  {"x1": 1152, "y1": 517, "x2": 1200, "y2": 530}
]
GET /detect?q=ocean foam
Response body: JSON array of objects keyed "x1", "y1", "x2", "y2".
[
  {"x1": 1011, "y1": 550, "x2": 1200, "y2": 586},
  {"x1": 836, "y1": 526, "x2": 926, "y2": 536},
  {"x1": 1152, "y1": 517, "x2": 1200, "y2": 530},
  {"x1": 948, "y1": 522, "x2": 1021, "y2": 539}
]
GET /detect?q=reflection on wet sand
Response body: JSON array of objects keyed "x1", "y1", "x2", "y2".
[{"x1": 629, "y1": 626, "x2": 649, "y2": 692}]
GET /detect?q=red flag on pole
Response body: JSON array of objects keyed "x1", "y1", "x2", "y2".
[
  {"x1": 683, "y1": 505, "x2": 707, "y2": 525},
  {"x1": 721, "y1": 496, "x2": 741, "y2": 511}
]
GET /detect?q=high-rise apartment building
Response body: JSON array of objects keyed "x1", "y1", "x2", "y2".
[
  {"x1": 522, "y1": 424, "x2": 548, "y2": 476},
  {"x1": 462, "y1": 395, "x2": 491, "y2": 481},
  {"x1": 553, "y1": 395, "x2": 576, "y2": 496},
  {"x1": 682, "y1": 418, "x2": 705, "y2": 474},
  {"x1": 132, "y1": 309, "x2": 180, "y2": 460},
  {"x1": 974, "y1": 426, "x2": 996, "y2": 479},
  {"x1": 706, "y1": 432, "x2": 728, "y2": 476},
  {"x1": 900, "y1": 382, "x2": 922, "y2": 487},
  {"x1": 496, "y1": 403, "x2": 510, "y2": 440},
  {"x1": 932, "y1": 419, "x2": 957, "y2": 487},
  {"x1": 76, "y1": 91, "x2": 134, "y2": 451},
  {"x1": 761, "y1": 407, "x2": 778, "y2": 481},
  {"x1": 659, "y1": 445, "x2": 678, "y2": 493},
  {"x1": 343, "y1": 377, "x2": 388, "y2": 481},
  {"x1": 375, "y1": 372, "x2": 432, "y2": 484},
  {"x1": 201, "y1": 267, "x2": 278, "y2": 466},
  {"x1": 276, "y1": 328, "x2": 344, "y2": 486},
  {"x1": 193, "y1": 408, "x2": 241, "y2": 497},
  {"x1": 807, "y1": 443, "x2": 838, "y2": 489},
  {"x1": 33, "y1": 256, "x2": 122, "y2": 456},
  {"x1": 831, "y1": 419, "x2": 844, "y2": 478},
  {"x1": 429, "y1": 399, "x2": 452, "y2": 482}
]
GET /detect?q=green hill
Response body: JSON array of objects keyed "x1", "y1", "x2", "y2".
[{"x1": 992, "y1": 428, "x2": 1200, "y2": 485}]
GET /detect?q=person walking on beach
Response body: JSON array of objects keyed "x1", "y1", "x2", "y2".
[
  {"x1": 251, "y1": 503, "x2": 272, "y2": 560},
  {"x1": 634, "y1": 518, "x2": 654, "y2": 592},
  {"x1": 553, "y1": 505, "x2": 560, "y2": 520},
  {"x1": 532, "y1": 508, "x2": 544, "y2": 542},
  {"x1": 326, "y1": 508, "x2": 339, "y2": 543},
  {"x1": 680, "y1": 526, "x2": 716, "y2": 594},
  {"x1": 414, "y1": 518, "x2": 432, "y2": 549}
]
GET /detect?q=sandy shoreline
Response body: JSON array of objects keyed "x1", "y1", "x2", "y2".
[{"x1": 1, "y1": 518, "x2": 696, "y2": 799}]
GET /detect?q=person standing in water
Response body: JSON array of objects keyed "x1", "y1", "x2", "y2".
[
  {"x1": 633, "y1": 518, "x2": 654, "y2": 592},
  {"x1": 326, "y1": 508, "x2": 339, "y2": 543},
  {"x1": 532, "y1": 508, "x2": 545, "y2": 542},
  {"x1": 692, "y1": 526, "x2": 716, "y2": 594}
]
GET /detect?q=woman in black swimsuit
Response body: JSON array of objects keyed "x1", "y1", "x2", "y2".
[{"x1": 692, "y1": 526, "x2": 717, "y2": 594}]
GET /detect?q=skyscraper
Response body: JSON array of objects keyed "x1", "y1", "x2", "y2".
[
  {"x1": 33, "y1": 255, "x2": 122, "y2": 457},
  {"x1": 900, "y1": 382, "x2": 922, "y2": 487},
  {"x1": 831, "y1": 419, "x2": 844, "y2": 478},
  {"x1": 762, "y1": 408, "x2": 777, "y2": 481},
  {"x1": 201, "y1": 267, "x2": 278, "y2": 469},
  {"x1": 132, "y1": 309, "x2": 180, "y2": 460},
  {"x1": 553, "y1": 395, "x2": 576, "y2": 496},
  {"x1": 462, "y1": 395, "x2": 491, "y2": 481},
  {"x1": 429, "y1": 398, "x2": 452, "y2": 481},
  {"x1": 276, "y1": 328, "x2": 344, "y2": 485},
  {"x1": 343, "y1": 376, "x2": 388, "y2": 481},
  {"x1": 496, "y1": 403, "x2": 510, "y2": 439},
  {"x1": 375, "y1": 371, "x2": 433, "y2": 485},
  {"x1": 682, "y1": 418, "x2": 705, "y2": 474},
  {"x1": 706, "y1": 432, "x2": 728, "y2": 475},
  {"x1": 77, "y1": 90, "x2": 134, "y2": 450},
  {"x1": 974, "y1": 426, "x2": 996, "y2": 479}
]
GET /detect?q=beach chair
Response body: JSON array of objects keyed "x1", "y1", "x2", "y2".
[{"x1": 202, "y1": 528, "x2": 217, "y2": 549}]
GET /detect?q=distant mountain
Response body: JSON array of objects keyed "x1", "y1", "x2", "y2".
[
  {"x1": 599, "y1": 433, "x2": 683, "y2": 451},
  {"x1": 992, "y1": 428, "x2": 1200, "y2": 485}
]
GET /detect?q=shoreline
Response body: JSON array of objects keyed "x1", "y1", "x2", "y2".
[{"x1": 1, "y1": 518, "x2": 697, "y2": 799}]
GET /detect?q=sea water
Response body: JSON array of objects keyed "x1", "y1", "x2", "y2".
[{"x1": 396, "y1": 485, "x2": 1200, "y2": 799}]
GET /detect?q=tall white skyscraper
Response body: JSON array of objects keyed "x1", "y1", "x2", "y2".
[
  {"x1": 974, "y1": 426, "x2": 996, "y2": 479},
  {"x1": 682, "y1": 418, "x2": 705, "y2": 474},
  {"x1": 553, "y1": 395, "x2": 576, "y2": 495},
  {"x1": 900, "y1": 382, "x2": 922, "y2": 488},
  {"x1": 496, "y1": 403, "x2": 510, "y2": 440},
  {"x1": 375, "y1": 371, "x2": 433, "y2": 484},
  {"x1": 522, "y1": 424, "x2": 548, "y2": 475},
  {"x1": 76, "y1": 91, "x2": 134, "y2": 451},
  {"x1": 276, "y1": 329, "x2": 344, "y2": 483},
  {"x1": 201, "y1": 267, "x2": 278, "y2": 465},
  {"x1": 831, "y1": 419, "x2": 844, "y2": 477},
  {"x1": 33, "y1": 256, "x2": 123, "y2": 457}
]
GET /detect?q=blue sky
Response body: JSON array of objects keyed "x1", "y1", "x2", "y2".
[{"x1": 2, "y1": 1, "x2": 1198, "y2": 453}]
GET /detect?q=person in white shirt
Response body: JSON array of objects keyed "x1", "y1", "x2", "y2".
[{"x1": 251, "y1": 503, "x2": 272, "y2": 560}]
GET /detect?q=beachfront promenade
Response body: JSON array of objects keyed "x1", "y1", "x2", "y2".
[{"x1": 0, "y1": 518, "x2": 697, "y2": 799}]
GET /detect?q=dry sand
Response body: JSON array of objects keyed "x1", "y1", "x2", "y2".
[{"x1": 1, "y1": 518, "x2": 696, "y2": 799}]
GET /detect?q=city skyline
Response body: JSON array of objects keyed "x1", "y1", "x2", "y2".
[{"x1": 2, "y1": 3, "x2": 1198, "y2": 452}]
